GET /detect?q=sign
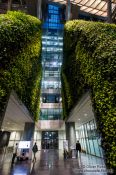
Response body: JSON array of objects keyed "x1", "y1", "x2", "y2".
[{"x1": 18, "y1": 141, "x2": 30, "y2": 149}]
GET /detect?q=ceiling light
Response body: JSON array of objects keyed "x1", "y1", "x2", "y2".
[
  {"x1": 84, "y1": 113, "x2": 88, "y2": 117},
  {"x1": 59, "y1": 97, "x2": 62, "y2": 102}
]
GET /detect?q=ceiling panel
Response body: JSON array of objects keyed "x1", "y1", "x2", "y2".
[
  {"x1": 67, "y1": 92, "x2": 94, "y2": 127},
  {"x1": 2, "y1": 91, "x2": 33, "y2": 131}
]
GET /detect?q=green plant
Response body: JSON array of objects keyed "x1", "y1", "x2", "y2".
[
  {"x1": 0, "y1": 11, "x2": 42, "y2": 121},
  {"x1": 62, "y1": 20, "x2": 116, "y2": 170}
]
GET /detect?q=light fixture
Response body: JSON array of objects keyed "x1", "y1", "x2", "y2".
[
  {"x1": 1, "y1": 128, "x2": 4, "y2": 132},
  {"x1": 52, "y1": 62, "x2": 57, "y2": 66},
  {"x1": 84, "y1": 113, "x2": 88, "y2": 117},
  {"x1": 59, "y1": 97, "x2": 62, "y2": 102}
]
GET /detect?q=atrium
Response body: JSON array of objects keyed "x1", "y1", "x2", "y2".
[{"x1": 0, "y1": 0, "x2": 116, "y2": 175}]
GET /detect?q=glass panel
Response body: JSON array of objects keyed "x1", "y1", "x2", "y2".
[
  {"x1": 93, "y1": 139, "x2": 101, "y2": 157},
  {"x1": 83, "y1": 138, "x2": 87, "y2": 151},
  {"x1": 86, "y1": 138, "x2": 91, "y2": 154},
  {"x1": 76, "y1": 119, "x2": 104, "y2": 157},
  {"x1": 40, "y1": 108, "x2": 62, "y2": 120},
  {"x1": 42, "y1": 131, "x2": 58, "y2": 149}
]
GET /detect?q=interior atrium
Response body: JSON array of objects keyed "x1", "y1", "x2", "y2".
[{"x1": 0, "y1": 0, "x2": 116, "y2": 175}]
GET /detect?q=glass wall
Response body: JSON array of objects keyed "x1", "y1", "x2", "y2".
[
  {"x1": 40, "y1": 108, "x2": 62, "y2": 120},
  {"x1": 40, "y1": 4, "x2": 64, "y2": 121},
  {"x1": 76, "y1": 119, "x2": 104, "y2": 158}
]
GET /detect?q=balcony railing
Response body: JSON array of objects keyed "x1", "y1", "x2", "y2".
[
  {"x1": 36, "y1": 120, "x2": 64, "y2": 130},
  {"x1": 40, "y1": 114, "x2": 62, "y2": 120},
  {"x1": 41, "y1": 88, "x2": 61, "y2": 94},
  {"x1": 40, "y1": 102, "x2": 62, "y2": 109}
]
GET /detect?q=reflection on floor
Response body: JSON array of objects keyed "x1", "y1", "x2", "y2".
[{"x1": 0, "y1": 150, "x2": 109, "y2": 175}]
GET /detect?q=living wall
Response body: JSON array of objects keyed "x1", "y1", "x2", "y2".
[
  {"x1": 62, "y1": 20, "x2": 116, "y2": 170},
  {"x1": 0, "y1": 11, "x2": 42, "y2": 121}
]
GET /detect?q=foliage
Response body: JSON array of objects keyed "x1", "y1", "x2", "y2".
[
  {"x1": 0, "y1": 11, "x2": 42, "y2": 121},
  {"x1": 62, "y1": 20, "x2": 116, "y2": 170}
]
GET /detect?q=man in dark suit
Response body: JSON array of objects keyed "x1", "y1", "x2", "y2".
[
  {"x1": 76, "y1": 140, "x2": 81, "y2": 158},
  {"x1": 11, "y1": 143, "x2": 18, "y2": 164}
]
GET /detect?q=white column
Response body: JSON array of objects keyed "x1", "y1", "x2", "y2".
[
  {"x1": 59, "y1": 131, "x2": 66, "y2": 150},
  {"x1": 65, "y1": 122, "x2": 76, "y2": 150}
]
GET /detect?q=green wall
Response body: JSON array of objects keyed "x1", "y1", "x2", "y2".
[
  {"x1": 62, "y1": 20, "x2": 116, "y2": 170},
  {"x1": 0, "y1": 11, "x2": 42, "y2": 121}
]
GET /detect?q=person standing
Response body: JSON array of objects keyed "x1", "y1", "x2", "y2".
[
  {"x1": 76, "y1": 140, "x2": 81, "y2": 158},
  {"x1": 32, "y1": 142, "x2": 38, "y2": 162},
  {"x1": 11, "y1": 143, "x2": 18, "y2": 164}
]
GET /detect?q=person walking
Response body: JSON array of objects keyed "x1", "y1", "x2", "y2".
[
  {"x1": 76, "y1": 140, "x2": 81, "y2": 158},
  {"x1": 32, "y1": 142, "x2": 38, "y2": 162},
  {"x1": 11, "y1": 143, "x2": 18, "y2": 164}
]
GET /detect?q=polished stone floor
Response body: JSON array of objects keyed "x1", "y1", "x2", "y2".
[{"x1": 0, "y1": 150, "x2": 111, "y2": 175}]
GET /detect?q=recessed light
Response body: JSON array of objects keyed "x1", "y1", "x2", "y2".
[
  {"x1": 84, "y1": 113, "x2": 88, "y2": 117},
  {"x1": 78, "y1": 119, "x2": 80, "y2": 120}
]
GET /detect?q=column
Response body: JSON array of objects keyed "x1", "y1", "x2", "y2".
[
  {"x1": 0, "y1": 131, "x2": 10, "y2": 147},
  {"x1": 65, "y1": 122, "x2": 76, "y2": 150},
  {"x1": 37, "y1": 0, "x2": 42, "y2": 19},
  {"x1": 0, "y1": 114, "x2": 4, "y2": 130},
  {"x1": 66, "y1": 0, "x2": 71, "y2": 20},
  {"x1": 59, "y1": 131, "x2": 66, "y2": 150},
  {"x1": 22, "y1": 122, "x2": 35, "y2": 141},
  {"x1": 22, "y1": 122, "x2": 35, "y2": 159},
  {"x1": 71, "y1": 4, "x2": 80, "y2": 20},
  {"x1": 0, "y1": 93, "x2": 10, "y2": 130},
  {"x1": 107, "y1": 0, "x2": 112, "y2": 23},
  {"x1": 7, "y1": 0, "x2": 12, "y2": 11},
  {"x1": 26, "y1": 0, "x2": 38, "y2": 16}
]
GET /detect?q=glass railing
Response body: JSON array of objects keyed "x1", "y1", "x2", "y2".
[{"x1": 40, "y1": 115, "x2": 62, "y2": 120}]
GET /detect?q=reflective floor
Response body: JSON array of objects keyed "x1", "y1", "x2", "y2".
[{"x1": 0, "y1": 150, "x2": 110, "y2": 175}]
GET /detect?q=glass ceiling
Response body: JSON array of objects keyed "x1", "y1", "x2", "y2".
[{"x1": 48, "y1": 0, "x2": 116, "y2": 17}]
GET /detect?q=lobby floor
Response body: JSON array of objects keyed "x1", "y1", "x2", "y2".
[{"x1": 0, "y1": 150, "x2": 110, "y2": 175}]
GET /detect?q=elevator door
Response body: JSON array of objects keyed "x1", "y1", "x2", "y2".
[{"x1": 42, "y1": 131, "x2": 58, "y2": 149}]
